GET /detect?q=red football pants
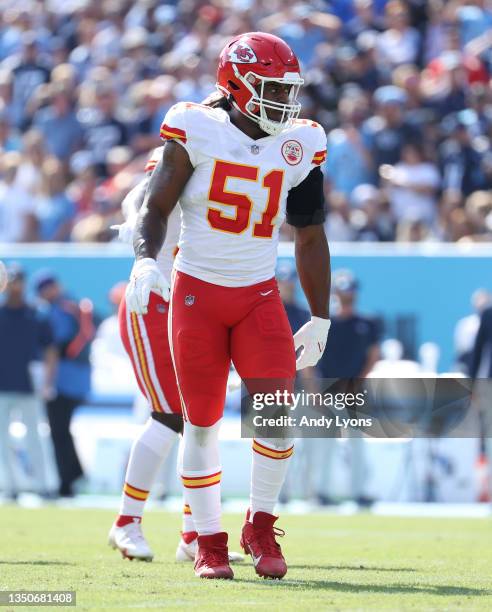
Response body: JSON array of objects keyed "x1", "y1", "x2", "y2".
[
  {"x1": 169, "y1": 271, "x2": 296, "y2": 426},
  {"x1": 119, "y1": 292, "x2": 182, "y2": 414}
]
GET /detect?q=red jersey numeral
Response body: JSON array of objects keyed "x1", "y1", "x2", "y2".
[{"x1": 207, "y1": 160, "x2": 284, "y2": 237}]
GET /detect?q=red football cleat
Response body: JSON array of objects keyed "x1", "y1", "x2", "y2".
[
  {"x1": 240, "y1": 511, "x2": 287, "y2": 579},
  {"x1": 194, "y1": 532, "x2": 234, "y2": 579}
]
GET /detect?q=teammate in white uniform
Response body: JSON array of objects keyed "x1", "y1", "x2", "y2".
[
  {"x1": 126, "y1": 32, "x2": 331, "y2": 580},
  {"x1": 109, "y1": 140, "x2": 242, "y2": 564}
]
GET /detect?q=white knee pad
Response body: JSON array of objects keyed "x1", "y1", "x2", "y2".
[
  {"x1": 182, "y1": 420, "x2": 221, "y2": 471},
  {"x1": 138, "y1": 417, "x2": 178, "y2": 456}
]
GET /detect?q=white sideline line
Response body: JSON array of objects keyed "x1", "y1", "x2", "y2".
[{"x1": 3, "y1": 495, "x2": 491, "y2": 518}]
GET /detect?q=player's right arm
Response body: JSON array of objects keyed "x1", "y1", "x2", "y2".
[
  {"x1": 126, "y1": 139, "x2": 193, "y2": 315},
  {"x1": 133, "y1": 141, "x2": 193, "y2": 261}
]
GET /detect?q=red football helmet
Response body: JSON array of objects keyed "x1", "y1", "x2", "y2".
[{"x1": 216, "y1": 32, "x2": 304, "y2": 136}]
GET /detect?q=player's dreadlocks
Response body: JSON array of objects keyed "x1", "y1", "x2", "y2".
[{"x1": 202, "y1": 91, "x2": 232, "y2": 110}]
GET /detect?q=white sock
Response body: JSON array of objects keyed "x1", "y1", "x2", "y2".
[
  {"x1": 182, "y1": 497, "x2": 195, "y2": 533},
  {"x1": 250, "y1": 438, "x2": 294, "y2": 519},
  {"x1": 176, "y1": 435, "x2": 197, "y2": 533},
  {"x1": 119, "y1": 417, "x2": 177, "y2": 518},
  {"x1": 181, "y1": 421, "x2": 222, "y2": 535}
]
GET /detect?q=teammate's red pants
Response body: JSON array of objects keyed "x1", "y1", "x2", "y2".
[
  {"x1": 169, "y1": 271, "x2": 296, "y2": 426},
  {"x1": 119, "y1": 292, "x2": 181, "y2": 414}
]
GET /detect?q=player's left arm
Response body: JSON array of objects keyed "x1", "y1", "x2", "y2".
[
  {"x1": 287, "y1": 166, "x2": 331, "y2": 370},
  {"x1": 295, "y1": 225, "x2": 330, "y2": 320}
]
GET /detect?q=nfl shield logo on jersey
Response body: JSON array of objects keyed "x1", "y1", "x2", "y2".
[
  {"x1": 281, "y1": 140, "x2": 303, "y2": 165},
  {"x1": 185, "y1": 294, "x2": 195, "y2": 306}
]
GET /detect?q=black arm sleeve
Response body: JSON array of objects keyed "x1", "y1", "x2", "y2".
[{"x1": 286, "y1": 166, "x2": 325, "y2": 228}]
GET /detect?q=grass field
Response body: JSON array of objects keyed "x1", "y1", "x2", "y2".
[{"x1": 2, "y1": 506, "x2": 492, "y2": 611}]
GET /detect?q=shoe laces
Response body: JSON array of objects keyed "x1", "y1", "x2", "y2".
[
  {"x1": 255, "y1": 525, "x2": 285, "y2": 558},
  {"x1": 201, "y1": 544, "x2": 228, "y2": 567}
]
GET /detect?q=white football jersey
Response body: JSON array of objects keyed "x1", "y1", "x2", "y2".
[{"x1": 160, "y1": 102, "x2": 327, "y2": 287}]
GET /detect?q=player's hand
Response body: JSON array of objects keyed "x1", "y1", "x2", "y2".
[
  {"x1": 110, "y1": 215, "x2": 137, "y2": 245},
  {"x1": 294, "y1": 316, "x2": 331, "y2": 370},
  {"x1": 126, "y1": 258, "x2": 170, "y2": 315}
]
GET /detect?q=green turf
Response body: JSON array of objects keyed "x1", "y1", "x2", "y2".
[{"x1": 1, "y1": 506, "x2": 491, "y2": 611}]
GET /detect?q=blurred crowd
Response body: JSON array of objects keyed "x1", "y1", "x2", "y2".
[{"x1": 0, "y1": 0, "x2": 492, "y2": 243}]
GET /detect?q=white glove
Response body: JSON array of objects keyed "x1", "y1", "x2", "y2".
[
  {"x1": 126, "y1": 258, "x2": 170, "y2": 315},
  {"x1": 294, "y1": 316, "x2": 331, "y2": 370},
  {"x1": 110, "y1": 214, "x2": 137, "y2": 245}
]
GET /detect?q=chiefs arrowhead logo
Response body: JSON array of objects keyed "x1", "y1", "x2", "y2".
[{"x1": 227, "y1": 41, "x2": 258, "y2": 64}]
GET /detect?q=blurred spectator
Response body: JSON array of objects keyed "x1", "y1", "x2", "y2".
[
  {"x1": 0, "y1": 263, "x2": 56, "y2": 499},
  {"x1": 78, "y1": 81, "x2": 129, "y2": 177},
  {"x1": 0, "y1": 105, "x2": 21, "y2": 152},
  {"x1": 2, "y1": 31, "x2": 50, "y2": 128},
  {"x1": 463, "y1": 190, "x2": 492, "y2": 240},
  {"x1": 319, "y1": 269, "x2": 381, "y2": 379},
  {"x1": 456, "y1": 0, "x2": 492, "y2": 48},
  {"x1": 324, "y1": 92, "x2": 373, "y2": 197},
  {"x1": 439, "y1": 114, "x2": 484, "y2": 196},
  {"x1": 376, "y1": 0, "x2": 420, "y2": 73},
  {"x1": 428, "y1": 52, "x2": 468, "y2": 117},
  {"x1": 364, "y1": 86, "x2": 418, "y2": 169},
  {"x1": 33, "y1": 83, "x2": 84, "y2": 159},
  {"x1": 0, "y1": 70, "x2": 14, "y2": 124},
  {"x1": 325, "y1": 192, "x2": 356, "y2": 242},
  {"x1": 423, "y1": 0, "x2": 452, "y2": 64},
  {"x1": 396, "y1": 218, "x2": 434, "y2": 242},
  {"x1": 34, "y1": 158, "x2": 76, "y2": 242},
  {"x1": 345, "y1": 0, "x2": 383, "y2": 40},
  {"x1": 331, "y1": 32, "x2": 382, "y2": 93},
  {"x1": 14, "y1": 129, "x2": 45, "y2": 196},
  {"x1": 67, "y1": 151, "x2": 98, "y2": 217},
  {"x1": 0, "y1": 151, "x2": 37, "y2": 242},
  {"x1": 454, "y1": 289, "x2": 491, "y2": 374},
  {"x1": 131, "y1": 76, "x2": 177, "y2": 154},
  {"x1": 350, "y1": 184, "x2": 396, "y2": 240},
  {"x1": 380, "y1": 142, "x2": 441, "y2": 226},
  {"x1": 35, "y1": 272, "x2": 96, "y2": 497},
  {"x1": 260, "y1": 4, "x2": 341, "y2": 67},
  {"x1": 314, "y1": 269, "x2": 381, "y2": 506}
]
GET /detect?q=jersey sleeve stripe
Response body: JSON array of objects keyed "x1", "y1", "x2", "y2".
[
  {"x1": 311, "y1": 149, "x2": 327, "y2": 165},
  {"x1": 160, "y1": 124, "x2": 188, "y2": 143},
  {"x1": 144, "y1": 160, "x2": 157, "y2": 173}
]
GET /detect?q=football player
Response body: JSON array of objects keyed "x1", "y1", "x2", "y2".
[
  {"x1": 126, "y1": 32, "x2": 331, "y2": 579},
  {"x1": 109, "y1": 95, "x2": 243, "y2": 564}
]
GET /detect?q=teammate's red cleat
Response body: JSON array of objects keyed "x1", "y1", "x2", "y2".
[
  {"x1": 240, "y1": 511, "x2": 287, "y2": 579},
  {"x1": 194, "y1": 532, "x2": 234, "y2": 579}
]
